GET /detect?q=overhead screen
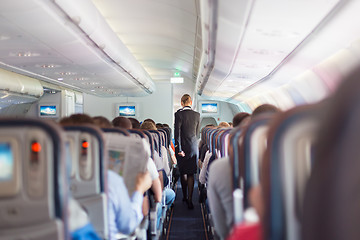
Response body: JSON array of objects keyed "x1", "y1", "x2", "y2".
[
  {"x1": 115, "y1": 103, "x2": 139, "y2": 118},
  {"x1": 201, "y1": 103, "x2": 218, "y2": 113},
  {"x1": 199, "y1": 102, "x2": 220, "y2": 117},
  {"x1": 39, "y1": 104, "x2": 58, "y2": 117},
  {"x1": 0, "y1": 143, "x2": 13, "y2": 182},
  {"x1": 119, "y1": 106, "x2": 136, "y2": 117},
  {"x1": 0, "y1": 140, "x2": 19, "y2": 197}
]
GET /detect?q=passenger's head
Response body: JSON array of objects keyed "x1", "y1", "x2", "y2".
[
  {"x1": 112, "y1": 116, "x2": 132, "y2": 129},
  {"x1": 140, "y1": 121, "x2": 157, "y2": 130},
  {"x1": 128, "y1": 117, "x2": 141, "y2": 129},
  {"x1": 218, "y1": 121, "x2": 230, "y2": 128},
  {"x1": 252, "y1": 104, "x2": 280, "y2": 118},
  {"x1": 181, "y1": 94, "x2": 192, "y2": 107},
  {"x1": 232, "y1": 112, "x2": 251, "y2": 127},
  {"x1": 92, "y1": 116, "x2": 112, "y2": 128},
  {"x1": 156, "y1": 123, "x2": 164, "y2": 129},
  {"x1": 59, "y1": 113, "x2": 94, "y2": 126},
  {"x1": 143, "y1": 118, "x2": 156, "y2": 125}
]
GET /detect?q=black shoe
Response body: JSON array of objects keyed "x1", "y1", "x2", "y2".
[{"x1": 187, "y1": 200, "x2": 194, "y2": 210}]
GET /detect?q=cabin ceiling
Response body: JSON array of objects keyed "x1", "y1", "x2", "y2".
[
  {"x1": 199, "y1": 0, "x2": 341, "y2": 100},
  {"x1": 0, "y1": 0, "x2": 359, "y2": 111}
]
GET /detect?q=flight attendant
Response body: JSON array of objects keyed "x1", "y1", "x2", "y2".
[{"x1": 174, "y1": 94, "x2": 200, "y2": 209}]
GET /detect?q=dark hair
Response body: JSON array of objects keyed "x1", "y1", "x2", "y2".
[
  {"x1": 232, "y1": 112, "x2": 251, "y2": 127},
  {"x1": 128, "y1": 117, "x2": 140, "y2": 129},
  {"x1": 252, "y1": 104, "x2": 279, "y2": 118},
  {"x1": 92, "y1": 116, "x2": 112, "y2": 128},
  {"x1": 112, "y1": 116, "x2": 132, "y2": 129},
  {"x1": 156, "y1": 123, "x2": 164, "y2": 129},
  {"x1": 59, "y1": 113, "x2": 94, "y2": 126}
]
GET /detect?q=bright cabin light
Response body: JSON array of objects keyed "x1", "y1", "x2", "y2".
[{"x1": 170, "y1": 77, "x2": 184, "y2": 84}]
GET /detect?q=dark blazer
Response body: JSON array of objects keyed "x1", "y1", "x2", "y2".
[{"x1": 174, "y1": 106, "x2": 200, "y2": 157}]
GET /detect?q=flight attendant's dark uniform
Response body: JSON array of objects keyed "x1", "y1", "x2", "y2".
[{"x1": 174, "y1": 106, "x2": 200, "y2": 174}]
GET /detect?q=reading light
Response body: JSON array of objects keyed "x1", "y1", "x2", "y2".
[
  {"x1": 31, "y1": 142, "x2": 42, "y2": 153},
  {"x1": 82, "y1": 141, "x2": 89, "y2": 149},
  {"x1": 170, "y1": 77, "x2": 184, "y2": 84}
]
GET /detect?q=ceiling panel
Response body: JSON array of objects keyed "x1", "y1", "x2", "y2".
[
  {"x1": 201, "y1": 0, "x2": 340, "y2": 100},
  {"x1": 0, "y1": 0, "x2": 158, "y2": 96}
]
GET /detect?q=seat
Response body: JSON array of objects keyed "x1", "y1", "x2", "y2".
[
  {"x1": 63, "y1": 125, "x2": 108, "y2": 239},
  {"x1": 263, "y1": 104, "x2": 321, "y2": 240},
  {"x1": 302, "y1": 67, "x2": 360, "y2": 240},
  {"x1": 228, "y1": 115, "x2": 273, "y2": 224},
  {"x1": 0, "y1": 118, "x2": 69, "y2": 240}
]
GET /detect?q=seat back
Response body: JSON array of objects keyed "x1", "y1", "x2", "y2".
[
  {"x1": 0, "y1": 118, "x2": 69, "y2": 240},
  {"x1": 263, "y1": 104, "x2": 321, "y2": 240},
  {"x1": 240, "y1": 115, "x2": 272, "y2": 209},
  {"x1": 302, "y1": 68, "x2": 360, "y2": 240},
  {"x1": 63, "y1": 125, "x2": 108, "y2": 239}
]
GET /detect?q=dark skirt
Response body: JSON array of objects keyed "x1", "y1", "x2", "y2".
[{"x1": 177, "y1": 153, "x2": 197, "y2": 175}]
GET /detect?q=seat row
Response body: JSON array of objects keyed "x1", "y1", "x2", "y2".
[
  {"x1": 0, "y1": 119, "x2": 174, "y2": 240},
  {"x1": 200, "y1": 66, "x2": 360, "y2": 240}
]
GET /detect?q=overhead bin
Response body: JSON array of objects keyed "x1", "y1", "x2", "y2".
[
  {"x1": 0, "y1": 69, "x2": 43, "y2": 97},
  {"x1": 0, "y1": 69, "x2": 43, "y2": 108},
  {"x1": 52, "y1": 0, "x2": 155, "y2": 94},
  {"x1": 0, "y1": 0, "x2": 155, "y2": 97}
]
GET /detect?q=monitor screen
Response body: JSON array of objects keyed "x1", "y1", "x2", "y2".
[
  {"x1": 0, "y1": 143, "x2": 13, "y2": 182},
  {"x1": 119, "y1": 106, "x2": 136, "y2": 117},
  {"x1": 39, "y1": 105, "x2": 57, "y2": 116},
  {"x1": 201, "y1": 103, "x2": 218, "y2": 113}
]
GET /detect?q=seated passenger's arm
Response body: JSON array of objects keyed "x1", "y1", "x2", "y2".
[
  {"x1": 207, "y1": 158, "x2": 234, "y2": 239},
  {"x1": 108, "y1": 171, "x2": 148, "y2": 235},
  {"x1": 159, "y1": 170, "x2": 164, "y2": 190},
  {"x1": 152, "y1": 177, "x2": 162, "y2": 203},
  {"x1": 147, "y1": 158, "x2": 162, "y2": 203}
]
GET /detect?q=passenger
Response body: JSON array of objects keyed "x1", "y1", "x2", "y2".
[
  {"x1": 226, "y1": 186, "x2": 263, "y2": 240},
  {"x1": 69, "y1": 198, "x2": 102, "y2": 240},
  {"x1": 140, "y1": 121, "x2": 164, "y2": 171},
  {"x1": 128, "y1": 117, "x2": 141, "y2": 129},
  {"x1": 232, "y1": 112, "x2": 251, "y2": 127},
  {"x1": 301, "y1": 67, "x2": 360, "y2": 240},
  {"x1": 252, "y1": 104, "x2": 279, "y2": 117},
  {"x1": 140, "y1": 120, "x2": 156, "y2": 130},
  {"x1": 60, "y1": 113, "x2": 95, "y2": 125},
  {"x1": 143, "y1": 118, "x2": 156, "y2": 125},
  {"x1": 92, "y1": 116, "x2": 112, "y2": 128},
  {"x1": 174, "y1": 94, "x2": 200, "y2": 210},
  {"x1": 140, "y1": 119, "x2": 176, "y2": 228},
  {"x1": 218, "y1": 121, "x2": 231, "y2": 128},
  {"x1": 107, "y1": 170, "x2": 152, "y2": 237},
  {"x1": 61, "y1": 114, "x2": 153, "y2": 238},
  {"x1": 208, "y1": 105, "x2": 279, "y2": 239},
  {"x1": 112, "y1": 116, "x2": 132, "y2": 129},
  {"x1": 156, "y1": 123, "x2": 164, "y2": 129}
]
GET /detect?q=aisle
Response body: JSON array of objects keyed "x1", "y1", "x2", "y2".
[{"x1": 164, "y1": 181, "x2": 208, "y2": 240}]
